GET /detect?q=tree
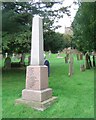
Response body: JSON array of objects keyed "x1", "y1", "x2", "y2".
[
  {"x1": 72, "y1": 2, "x2": 96, "y2": 52},
  {"x1": 44, "y1": 30, "x2": 65, "y2": 53},
  {"x1": 2, "y1": 2, "x2": 71, "y2": 53}
]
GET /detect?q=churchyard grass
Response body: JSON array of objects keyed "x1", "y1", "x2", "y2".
[{"x1": 2, "y1": 53, "x2": 94, "y2": 118}]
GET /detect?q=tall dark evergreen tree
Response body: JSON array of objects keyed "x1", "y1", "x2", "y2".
[{"x1": 72, "y1": 2, "x2": 96, "y2": 52}]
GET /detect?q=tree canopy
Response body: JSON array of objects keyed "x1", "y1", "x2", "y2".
[{"x1": 2, "y1": 2, "x2": 71, "y2": 53}]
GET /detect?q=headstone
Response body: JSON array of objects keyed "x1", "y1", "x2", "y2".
[
  {"x1": 48, "y1": 50, "x2": 51, "y2": 58},
  {"x1": 65, "y1": 56, "x2": 67, "y2": 63},
  {"x1": 80, "y1": 52, "x2": 83, "y2": 60},
  {"x1": 88, "y1": 54, "x2": 92, "y2": 68},
  {"x1": 12, "y1": 53, "x2": 16, "y2": 61},
  {"x1": 57, "y1": 51, "x2": 63, "y2": 58},
  {"x1": 4, "y1": 56, "x2": 11, "y2": 69},
  {"x1": 20, "y1": 53, "x2": 25, "y2": 65},
  {"x1": 80, "y1": 64, "x2": 85, "y2": 72},
  {"x1": 93, "y1": 55, "x2": 95, "y2": 67},
  {"x1": 16, "y1": 15, "x2": 57, "y2": 111},
  {"x1": 18, "y1": 54, "x2": 22, "y2": 59},
  {"x1": 68, "y1": 51, "x2": 74, "y2": 76},
  {"x1": 76, "y1": 53, "x2": 79, "y2": 60},
  {"x1": 65, "y1": 53, "x2": 69, "y2": 63},
  {"x1": 85, "y1": 52, "x2": 90, "y2": 69},
  {"x1": 5, "y1": 52, "x2": 8, "y2": 58}
]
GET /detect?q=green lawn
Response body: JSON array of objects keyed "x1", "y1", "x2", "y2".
[{"x1": 2, "y1": 54, "x2": 94, "y2": 118}]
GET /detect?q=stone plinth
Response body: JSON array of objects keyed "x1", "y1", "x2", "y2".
[
  {"x1": 22, "y1": 88, "x2": 52, "y2": 102},
  {"x1": 16, "y1": 65, "x2": 57, "y2": 111},
  {"x1": 26, "y1": 66, "x2": 48, "y2": 90},
  {"x1": 16, "y1": 96, "x2": 57, "y2": 111}
]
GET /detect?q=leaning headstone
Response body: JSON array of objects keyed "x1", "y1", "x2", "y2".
[
  {"x1": 68, "y1": 51, "x2": 74, "y2": 76},
  {"x1": 16, "y1": 15, "x2": 57, "y2": 111},
  {"x1": 4, "y1": 56, "x2": 11, "y2": 69}
]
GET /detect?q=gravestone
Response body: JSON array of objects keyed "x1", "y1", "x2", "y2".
[
  {"x1": 93, "y1": 55, "x2": 95, "y2": 67},
  {"x1": 48, "y1": 50, "x2": 51, "y2": 58},
  {"x1": 5, "y1": 52, "x2": 8, "y2": 58},
  {"x1": 65, "y1": 53, "x2": 69, "y2": 63},
  {"x1": 85, "y1": 52, "x2": 90, "y2": 69},
  {"x1": 68, "y1": 50, "x2": 74, "y2": 76},
  {"x1": 57, "y1": 51, "x2": 63, "y2": 58},
  {"x1": 80, "y1": 52, "x2": 83, "y2": 60},
  {"x1": 4, "y1": 56, "x2": 11, "y2": 69},
  {"x1": 65, "y1": 56, "x2": 67, "y2": 63},
  {"x1": 80, "y1": 64, "x2": 85, "y2": 72},
  {"x1": 76, "y1": 53, "x2": 79, "y2": 60},
  {"x1": 88, "y1": 54, "x2": 92, "y2": 68},
  {"x1": 20, "y1": 53, "x2": 25, "y2": 65},
  {"x1": 17, "y1": 54, "x2": 22, "y2": 60},
  {"x1": 16, "y1": 15, "x2": 57, "y2": 111},
  {"x1": 12, "y1": 53, "x2": 16, "y2": 61}
]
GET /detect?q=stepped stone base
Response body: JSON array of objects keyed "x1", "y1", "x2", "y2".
[
  {"x1": 22, "y1": 88, "x2": 52, "y2": 102},
  {"x1": 15, "y1": 97, "x2": 57, "y2": 111}
]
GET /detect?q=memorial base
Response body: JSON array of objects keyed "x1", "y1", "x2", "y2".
[{"x1": 15, "y1": 97, "x2": 57, "y2": 111}]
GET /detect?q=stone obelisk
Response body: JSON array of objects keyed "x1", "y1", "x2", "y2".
[{"x1": 16, "y1": 15, "x2": 57, "y2": 111}]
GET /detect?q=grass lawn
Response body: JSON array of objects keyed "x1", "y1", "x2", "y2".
[{"x1": 2, "y1": 54, "x2": 94, "y2": 118}]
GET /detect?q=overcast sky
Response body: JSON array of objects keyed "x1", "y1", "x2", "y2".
[{"x1": 53, "y1": 0, "x2": 79, "y2": 33}]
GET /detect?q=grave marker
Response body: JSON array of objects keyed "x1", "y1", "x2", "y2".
[
  {"x1": 48, "y1": 50, "x2": 51, "y2": 58},
  {"x1": 68, "y1": 50, "x2": 74, "y2": 76},
  {"x1": 5, "y1": 52, "x2": 8, "y2": 58},
  {"x1": 4, "y1": 56, "x2": 11, "y2": 69},
  {"x1": 16, "y1": 15, "x2": 57, "y2": 111},
  {"x1": 85, "y1": 52, "x2": 90, "y2": 69},
  {"x1": 80, "y1": 52, "x2": 83, "y2": 60}
]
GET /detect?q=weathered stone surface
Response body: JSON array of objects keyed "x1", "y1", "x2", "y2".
[
  {"x1": 26, "y1": 66, "x2": 48, "y2": 90},
  {"x1": 31, "y1": 16, "x2": 44, "y2": 65},
  {"x1": 15, "y1": 97, "x2": 57, "y2": 111},
  {"x1": 22, "y1": 88, "x2": 52, "y2": 102},
  {"x1": 15, "y1": 16, "x2": 57, "y2": 111}
]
